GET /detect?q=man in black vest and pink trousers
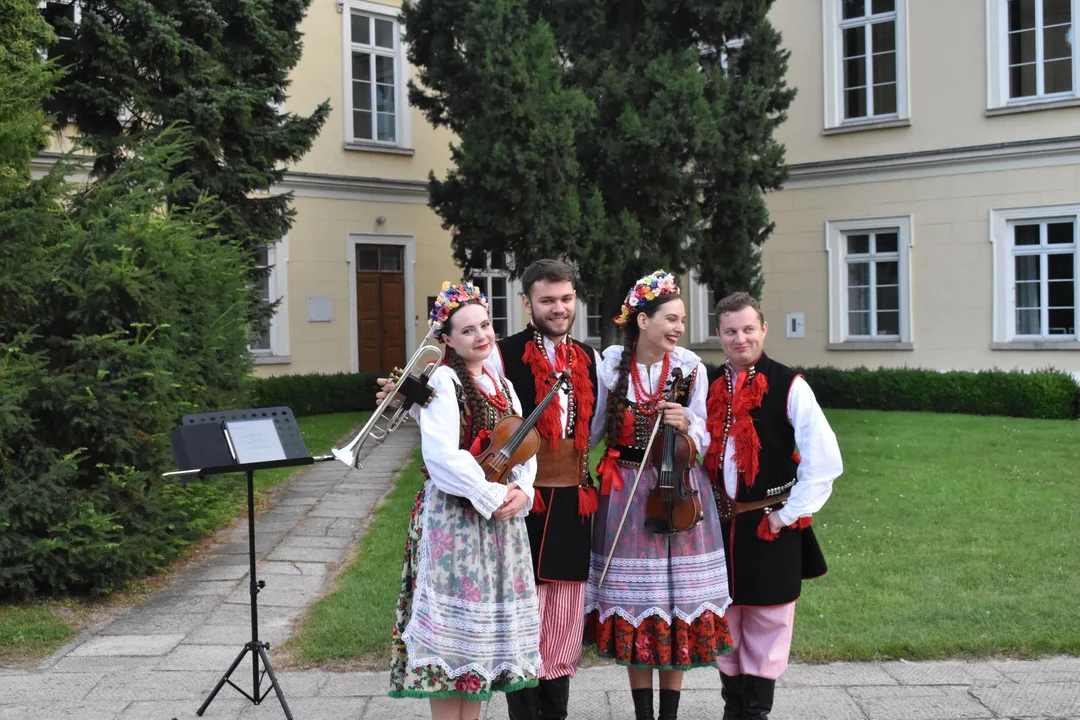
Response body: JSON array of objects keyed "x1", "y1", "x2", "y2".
[{"x1": 702, "y1": 292, "x2": 843, "y2": 720}]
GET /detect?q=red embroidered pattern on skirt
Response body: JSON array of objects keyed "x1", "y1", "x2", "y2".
[{"x1": 584, "y1": 610, "x2": 733, "y2": 670}]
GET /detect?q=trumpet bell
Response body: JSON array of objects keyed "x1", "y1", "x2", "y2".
[{"x1": 330, "y1": 335, "x2": 443, "y2": 469}]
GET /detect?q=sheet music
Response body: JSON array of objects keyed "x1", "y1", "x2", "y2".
[{"x1": 223, "y1": 418, "x2": 286, "y2": 464}]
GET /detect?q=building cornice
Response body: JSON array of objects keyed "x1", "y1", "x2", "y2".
[
  {"x1": 272, "y1": 170, "x2": 429, "y2": 204},
  {"x1": 783, "y1": 135, "x2": 1080, "y2": 189}
]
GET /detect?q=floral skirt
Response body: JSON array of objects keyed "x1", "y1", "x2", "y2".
[
  {"x1": 389, "y1": 484, "x2": 541, "y2": 701},
  {"x1": 585, "y1": 609, "x2": 733, "y2": 670},
  {"x1": 584, "y1": 464, "x2": 734, "y2": 670}
]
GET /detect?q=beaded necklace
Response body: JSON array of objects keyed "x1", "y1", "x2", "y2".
[
  {"x1": 629, "y1": 351, "x2": 671, "y2": 414},
  {"x1": 475, "y1": 366, "x2": 511, "y2": 413}
]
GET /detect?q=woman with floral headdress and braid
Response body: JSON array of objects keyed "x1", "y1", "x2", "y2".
[
  {"x1": 585, "y1": 271, "x2": 734, "y2": 720},
  {"x1": 389, "y1": 281, "x2": 542, "y2": 720}
]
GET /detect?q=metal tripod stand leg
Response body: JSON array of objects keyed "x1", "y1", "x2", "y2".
[{"x1": 196, "y1": 469, "x2": 293, "y2": 719}]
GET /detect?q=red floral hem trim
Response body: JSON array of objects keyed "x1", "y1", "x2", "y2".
[{"x1": 584, "y1": 609, "x2": 733, "y2": 669}]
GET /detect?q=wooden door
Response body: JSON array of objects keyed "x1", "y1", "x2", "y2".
[{"x1": 356, "y1": 246, "x2": 406, "y2": 373}]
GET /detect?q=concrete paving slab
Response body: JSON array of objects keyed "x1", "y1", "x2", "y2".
[
  {"x1": 0, "y1": 673, "x2": 104, "y2": 704},
  {"x1": 156, "y1": 645, "x2": 256, "y2": 672},
  {"x1": 256, "y1": 561, "x2": 329, "y2": 576},
  {"x1": 51, "y1": 656, "x2": 158, "y2": 674},
  {"x1": 880, "y1": 659, "x2": 1012, "y2": 687},
  {"x1": 265, "y1": 546, "x2": 345, "y2": 563},
  {"x1": 100, "y1": 613, "x2": 208, "y2": 637},
  {"x1": 779, "y1": 661, "x2": 897, "y2": 687},
  {"x1": 118, "y1": 698, "x2": 248, "y2": 719},
  {"x1": 854, "y1": 687, "x2": 993, "y2": 719},
  {"x1": 972, "y1": 682, "x2": 1080, "y2": 717},
  {"x1": 0, "y1": 701, "x2": 122, "y2": 720},
  {"x1": 772, "y1": 687, "x2": 868, "y2": 720},
  {"x1": 70, "y1": 635, "x2": 186, "y2": 657}
]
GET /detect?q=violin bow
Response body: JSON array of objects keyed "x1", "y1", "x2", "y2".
[{"x1": 597, "y1": 367, "x2": 683, "y2": 589}]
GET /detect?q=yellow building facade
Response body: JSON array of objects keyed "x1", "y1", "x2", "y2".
[{"x1": 262, "y1": 0, "x2": 1080, "y2": 377}]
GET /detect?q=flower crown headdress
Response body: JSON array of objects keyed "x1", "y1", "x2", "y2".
[
  {"x1": 614, "y1": 270, "x2": 680, "y2": 326},
  {"x1": 429, "y1": 281, "x2": 488, "y2": 340}
]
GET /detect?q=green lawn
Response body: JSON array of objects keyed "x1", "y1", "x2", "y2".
[
  {"x1": 0, "y1": 411, "x2": 369, "y2": 665},
  {"x1": 289, "y1": 409, "x2": 1080, "y2": 667}
]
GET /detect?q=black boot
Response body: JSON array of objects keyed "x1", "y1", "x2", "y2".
[
  {"x1": 505, "y1": 684, "x2": 540, "y2": 720},
  {"x1": 631, "y1": 687, "x2": 654, "y2": 720},
  {"x1": 741, "y1": 675, "x2": 776, "y2": 720},
  {"x1": 657, "y1": 688, "x2": 680, "y2": 720},
  {"x1": 719, "y1": 672, "x2": 744, "y2": 720},
  {"x1": 537, "y1": 676, "x2": 570, "y2": 720}
]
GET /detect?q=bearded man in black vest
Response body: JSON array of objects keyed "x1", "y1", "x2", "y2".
[
  {"x1": 376, "y1": 260, "x2": 602, "y2": 720},
  {"x1": 702, "y1": 292, "x2": 843, "y2": 720}
]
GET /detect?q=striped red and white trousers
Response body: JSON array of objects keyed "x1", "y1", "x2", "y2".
[{"x1": 536, "y1": 581, "x2": 586, "y2": 680}]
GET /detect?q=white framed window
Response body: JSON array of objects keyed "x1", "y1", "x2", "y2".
[
  {"x1": 987, "y1": 0, "x2": 1079, "y2": 109},
  {"x1": 826, "y1": 216, "x2": 913, "y2": 345},
  {"x1": 572, "y1": 301, "x2": 603, "y2": 343},
  {"x1": 250, "y1": 236, "x2": 290, "y2": 361},
  {"x1": 688, "y1": 274, "x2": 720, "y2": 346},
  {"x1": 470, "y1": 253, "x2": 520, "y2": 340},
  {"x1": 39, "y1": 0, "x2": 80, "y2": 59},
  {"x1": 823, "y1": 0, "x2": 910, "y2": 129},
  {"x1": 342, "y1": 1, "x2": 411, "y2": 148},
  {"x1": 991, "y1": 206, "x2": 1079, "y2": 343}
]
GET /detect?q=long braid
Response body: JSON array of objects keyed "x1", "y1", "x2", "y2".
[
  {"x1": 444, "y1": 347, "x2": 486, "y2": 425},
  {"x1": 604, "y1": 324, "x2": 639, "y2": 443}
]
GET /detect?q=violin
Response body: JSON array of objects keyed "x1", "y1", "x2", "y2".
[
  {"x1": 643, "y1": 367, "x2": 704, "y2": 535},
  {"x1": 475, "y1": 370, "x2": 570, "y2": 484}
]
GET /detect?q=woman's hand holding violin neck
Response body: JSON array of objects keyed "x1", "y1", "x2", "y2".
[{"x1": 661, "y1": 402, "x2": 689, "y2": 432}]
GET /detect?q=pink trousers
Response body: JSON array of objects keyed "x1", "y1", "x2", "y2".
[
  {"x1": 536, "y1": 581, "x2": 586, "y2": 679},
  {"x1": 715, "y1": 602, "x2": 797, "y2": 680}
]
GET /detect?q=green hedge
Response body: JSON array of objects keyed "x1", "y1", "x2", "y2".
[
  {"x1": 250, "y1": 372, "x2": 381, "y2": 416},
  {"x1": 707, "y1": 365, "x2": 1079, "y2": 420}
]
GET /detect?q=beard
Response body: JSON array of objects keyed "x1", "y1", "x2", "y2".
[{"x1": 532, "y1": 311, "x2": 575, "y2": 338}]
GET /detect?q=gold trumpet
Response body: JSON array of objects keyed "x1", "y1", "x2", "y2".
[{"x1": 331, "y1": 329, "x2": 443, "y2": 468}]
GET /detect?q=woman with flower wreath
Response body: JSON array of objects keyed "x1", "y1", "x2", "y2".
[
  {"x1": 389, "y1": 281, "x2": 541, "y2": 720},
  {"x1": 585, "y1": 271, "x2": 733, "y2": 720}
]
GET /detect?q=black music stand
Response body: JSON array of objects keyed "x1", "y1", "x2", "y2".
[{"x1": 167, "y1": 407, "x2": 319, "y2": 720}]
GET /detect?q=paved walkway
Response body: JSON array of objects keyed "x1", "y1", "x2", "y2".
[{"x1": 2, "y1": 426, "x2": 1078, "y2": 719}]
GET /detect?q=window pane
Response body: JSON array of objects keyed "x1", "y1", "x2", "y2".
[
  {"x1": 876, "y1": 284, "x2": 899, "y2": 312},
  {"x1": 1048, "y1": 307, "x2": 1075, "y2": 334},
  {"x1": 872, "y1": 51, "x2": 897, "y2": 83},
  {"x1": 1044, "y1": 0, "x2": 1072, "y2": 26},
  {"x1": 845, "y1": 57, "x2": 867, "y2": 88},
  {"x1": 848, "y1": 261, "x2": 871, "y2": 288},
  {"x1": 358, "y1": 247, "x2": 379, "y2": 269},
  {"x1": 375, "y1": 55, "x2": 395, "y2": 84},
  {"x1": 871, "y1": 0, "x2": 895, "y2": 13},
  {"x1": 1014, "y1": 224, "x2": 1040, "y2": 245},
  {"x1": 493, "y1": 297, "x2": 507, "y2": 323},
  {"x1": 876, "y1": 232, "x2": 899, "y2": 253},
  {"x1": 1044, "y1": 24, "x2": 1073, "y2": 59},
  {"x1": 377, "y1": 113, "x2": 396, "y2": 142},
  {"x1": 871, "y1": 21, "x2": 896, "y2": 53},
  {"x1": 1044, "y1": 59, "x2": 1073, "y2": 94},
  {"x1": 353, "y1": 80, "x2": 372, "y2": 111},
  {"x1": 379, "y1": 247, "x2": 403, "y2": 271},
  {"x1": 848, "y1": 311, "x2": 870, "y2": 336},
  {"x1": 876, "y1": 310, "x2": 900, "y2": 335},
  {"x1": 847, "y1": 234, "x2": 871, "y2": 254},
  {"x1": 491, "y1": 276, "x2": 508, "y2": 298},
  {"x1": 1048, "y1": 278, "x2": 1074, "y2": 306},
  {"x1": 1009, "y1": 29, "x2": 1037, "y2": 64},
  {"x1": 352, "y1": 51, "x2": 372, "y2": 82},
  {"x1": 876, "y1": 260, "x2": 899, "y2": 285},
  {"x1": 1015, "y1": 308, "x2": 1040, "y2": 334},
  {"x1": 1016, "y1": 254, "x2": 1041, "y2": 282},
  {"x1": 376, "y1": 84, "x2": 395, "y2": 112},
  {"x1": 351, "y1": 12, "x2": 371, "y2": 44},
  {"x1": 374, "y1": 18, "x2": 394, "y2": 49},
  {"x1": 587, "y1": 314, "x2": 601, "y2": 338},
  {"x1": 848, "y1": 286, "x2": 870, "y2": 314},
  {"x1": 845, "y1": 88, "x2": 868, "y2": 118},
  {"x1": 1009, "y1": 0, "x2": 1036, "y2": 31},
  {"x1": 254, "y1": 246, "x2": 269, "y2": 267},
  {"x1": 842, "y1": 0, "x2": 866, "y2": 20},
  {"x1": 354, "y1": 110, "x2": 372, "y2": 140},
  {"x1": 873, "y1": 82, "x2": 898, "y2": 114},
  {"x1": 843, "y1": 27, "x2": 866, "y2": 58},
  {"x1": 1048, "y1": 252, "x2": 1076, "y2": 278},
  {"x1": 1010, "y1": 63, "x2": 1037, "y2": 97},
  {"x1": 1048, "y1": 222, "x2": 1074, "y2": 244}
]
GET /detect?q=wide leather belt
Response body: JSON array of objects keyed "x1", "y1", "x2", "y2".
[
  {"x1": 534, "y1": 441, "x2": 585, "y2": 488},
  {"x1": 715, "y1": 489, "x2": 791, "y2": 523}
]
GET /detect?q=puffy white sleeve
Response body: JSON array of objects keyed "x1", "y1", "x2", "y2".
[
  {"x1": 418, "y1": 367, "x2": 509, "y2": 519},
  {"x1": 590, "y1": 347, "x2": 609, "y2": 446},
  {"x1": 684, "y1": 362, "x2": 710, "y2": 457},
  {"x1": 775, "y1": 376, "x2": 843, "y2": 525}
]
